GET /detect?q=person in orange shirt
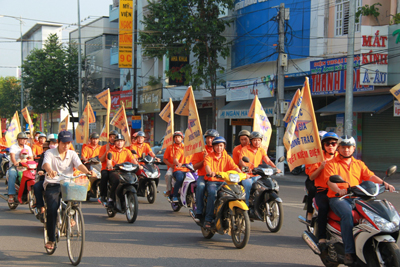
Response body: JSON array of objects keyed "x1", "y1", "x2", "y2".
[
  {"x1": 163, "y1": 131, "x2": 190, "y2": 203},
  {"x1": 304, "y1": 132, "x2": 338, "y2": 249},
  {"x1": 32, "y1": 133, "x2": 47, "y2": 159},
  {"x1": 0, "y1": 130, "x2": 8, "y2": 165},
  {"x1": 129, "y1": 131, "x2": 158, "y2": 160},
  {"x1": 232, "y1": 130, "x2": 250, "y2": 165},
  {"x1": 324, "y1": 135, "x2": 395, "y2": 265},
  {"x1": 191, "y1": 129, "x2": 219, "y2": 222},
  {"x1": 81, "y1": 132, "x2": 101, "y2": 162},
  {"x1": 238, "y1": 131, "x2": 279, "y2": 206},
  {"x1": 105, "y1": 134, "x2": 140, "y2": 208},
  {"x1": 204, "y1": 136, "x2": 241, "y2": 228}
]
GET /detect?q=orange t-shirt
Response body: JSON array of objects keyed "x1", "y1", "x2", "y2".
[
  {"x1": 324, "y1": 154, "x2": 375, "y2": 198},
  {"x1": 204, "y1": 151, "x2": 238, "y2": 182},
  {"x1": 240, "y1": 145, "x2": 267, "y2": 169},
  {"x1": 107, "y1": 147, "x2": 136, "y2": 167},
  {"x1": 0, "y1": 138, "x2": 7, "y2": 153},
  {"x1": 164, "y1": 143, "x2": 191, "y2": 172},
  {"x1": 129, "y1": 143, "x2": 152, "y2": 158},
  {"x1": 191, "y1": 145, "x2": 214, "y2": 177},
  {"x1": 232, "y1": 145, "x2": 246, "y2": 165},
  {"x1": 305, "y1": 151, "x2": 337, "y2": 191},
  {"x1": 32, "y1": 143, "x2": 43, "y2": 157},
  {"x1": 81, "y1": 144, "x2": 101, "y2": 160},
  {"x1": 99, "y1": 144, "x2": 115, "y2": 170}
]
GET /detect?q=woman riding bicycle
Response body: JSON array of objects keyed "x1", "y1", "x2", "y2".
[{"x1": 42, "y1": 131, "x2": 96, "y2": 250}]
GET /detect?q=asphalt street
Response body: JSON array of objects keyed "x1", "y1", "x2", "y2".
[{"x1": 0, "y1": 169, "x2": 399, "y2": 267}]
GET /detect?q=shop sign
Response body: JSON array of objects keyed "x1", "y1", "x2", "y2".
[
  {"x1": 231, "y1": 119, "x2": 252, "y2": 126},
  {"x1": 394, "y1": 101, "x2": 400, "y2": 117},
  {"x1": 360, "y1": 26, "x2": 388, "y2": 86},
  {"x1": 309, "y1": 55, "x2": 373, "y2": 95},
  {"x1": 131, "y1": 115, "x2": 141, "y2": 128},
  {"x1": 226, "y1": 76, "x2": 275, "y2": 101},
  {"x1": 137, "y1": 85, "x2": 162, "y2": 114}
]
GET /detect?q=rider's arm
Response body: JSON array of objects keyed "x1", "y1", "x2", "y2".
[
  {"x1": 80, "y1": 146, "x2": 88, "y2": 162},
  {"x1": 163, "y1": 146, "x2": 175, "y2": 168},
  {"x1": 76, "y1": 164, "x2": 93, "y2": 176},
  {"x1": 262, "y1": 154, "x2": 277, "y2": 168},
  {"x1": 307, "y1": 162, "x2": 326, "y2": 181},
  {"x1": 10, "y1": 153, "x2": 18, "y2": 166},
  {"x1": 369, "y1": 175, "x2": 395, "y2": 192},
  {"x1": 99, "y1": 144, "x2": 109, "y2": 162}
]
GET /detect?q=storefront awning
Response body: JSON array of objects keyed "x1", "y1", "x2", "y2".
[
  {"x1": 218, "y1": 97, "x2": 275, "y2": 119},
  {"x1": 316, "y1": 95, "x2": 393, "y2": 116}
]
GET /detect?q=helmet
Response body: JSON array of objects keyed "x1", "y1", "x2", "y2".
[
  {"x1": 136, "y1": 131, "x2": 145, "y2": 137},
  {"x1": 17, "y1": 132, "x2": 28, "y2": 139},
  {"x1": 109, "y1": 130, "x2": 119, "y2": 136},
  {"x1": 47, "y1": 134, "x2": 58, "y2": 142},
  {"x1": 238, "y1": 130, "x2": 250, "y2": 137},
  {"x1": 212, "y1": 136, "x2": 226, "y2": 145},
  {"x1": 173, "y1": 131, "x2": 184, "y2": 138},
  {"x1": 204, "y1": 129, "x2": 219, "y2": 138},
  {"x1": 338, "y1": 135, "x2": 356, "y2": 147},
  {"x1": 38, "y1": 133, "x2": 47, "y2": 139},
  {"x1": 35, "y1": 131, "x2": 42, "y2": 135},
  {"x1": 2, "y1": 129, "x2": 6, "y2": 134},
  {"x1": 249, "y1": 131, "x2": 263, "y2": 140},
  {"x1": 114, "y1": 134, "x2": 125, "y2": 141},
  {"x1": 20, "y1": 148, "x2": 29, "y2": 155},
  {"x1": 25, "y1": 131, "x2": 30, "y2": 135},
  {"x1": 90, "y1": 132, "x2": 100, "y2": 139},
  {"x1": 321, "y1": 132, "x2": 339, "y2": 142},
  {"x1": 319, "y1": 131, "x2": 327, "y2": 139}
]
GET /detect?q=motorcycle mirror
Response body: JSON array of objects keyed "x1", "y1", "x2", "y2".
[
  {"x1": 329, "y1": 175, "x2": 346, "y2": 184},
  {"x1": 242, "y1": 156, "x2": 250, "y2": 163},
  {"x1": 107, "y1": 153, "x2": 112, "y2": 160},
  {"x1": 277, "y1": 156, "x2": 285, "y2": 163},
  {"x1": 385, "y1": 165, "x2": 397, "y2": 179},
  {"x1": 131, "y1": 150, "x2": 137, "y2": 155}
]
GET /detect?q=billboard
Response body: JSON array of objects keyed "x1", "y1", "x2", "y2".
[
  {"x1": 110, "y1": 90, "x2": 133, "y2": 116},
  {"x1": 137, "y1": 85, "x2": 162, "y2": 114},
  {"x1": 169, "y1": 53, "x2": 189, "y2": 86},
  {"x1": 118, "y1": 0, "x2": 133, "y2": 68}
]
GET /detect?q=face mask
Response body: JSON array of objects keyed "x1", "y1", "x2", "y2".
[{"x1": 50, "y1": 144, "x2": 58, "y2": 149}]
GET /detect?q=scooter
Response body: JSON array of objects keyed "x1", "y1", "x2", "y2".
[
  {"x1": 83, "y1": 156, "x2": 102, "y2": 201},
  {"x1": 167, "y1": 163, "x2": 198, "y2": 212},
  {"x1": 284, "y1": 159, "x2": 305, "y2": 175},
  {"x1": 193, "y1": 171, "x2": 250, "y2": 249},
  {"x1": 135, "y1": 153, "x2": 161, "y2": 204},
  {"x1": 242, "y1": 156, "x2": 285, "y2": 233},
  {"x1": 5, "y1": 160, "x2": 38, "y2": 212},
  {"x1": 104, "y1": 153, "x2": 139, "y2": 223},
  {"x1": 299, "y1": 166, "x2": 400, "y2": 267},
  {"x1": 0, "y1": 148, "x2": 10, "y2": 178}
]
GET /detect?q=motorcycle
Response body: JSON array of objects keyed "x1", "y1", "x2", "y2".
[
  {"x1": 104, "y1": 153, "x2": 139, "y2": 223},
  {"x1": 167, "y1": 163, "x2": 198, "y2": 212},
  {"x1": 193, "y1": 171, "x2": 250, "y2": 249},
  {"x1": 5, "y1": 160, "x2": 38, "y2": 213},
  {"x1": 284, "y1": 159, "x2": 305, "y2": 175},
  {"x1": 242, "y1": 156, "x2": 285, "y2": 233},
  {"x1": 135, "y1": 153, "x2": 161, "y2": 204},
  {"x1": 83, "y1": 156, "x2": 102, "y2": 201},
  {"x1": 299, "y1": 165, "x2": 400, "y2": 267},
  {"x1": 0, "y1": 148, "x2": 10, "y2": 178}
]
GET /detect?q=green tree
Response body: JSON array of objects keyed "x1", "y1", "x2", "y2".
[
  {"x1": 140, "y1": 0, "x2": 234, "y2": 128},
  {"x1": 0, "y1": 76, "x2": 23, "y2": 120}
]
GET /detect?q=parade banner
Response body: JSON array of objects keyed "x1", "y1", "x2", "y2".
[
  {"x1": 390, "y1": 82, "x2": 400, "y2": 102},
  {"x1": 248, "y1": 95, "x2": 272, "y2": 151},
  {"x1": 175, "y1": 86, "x2": 204, "y2": 157},
  {"x1": 6, "y1": 111, "x2": 21, "y2": 147},
  {"x1": 76, "y1": 102, "x2": 95, "y2": 144},
  {"x1": 110, "y1": 103, "x2": 131, "y2": 146},
  {"x1": 159, "y1": 98, "x2": 174, "y2": 150},
  {"x1": 99, "y1": 124, "x2": 108, "y2": 142},
  {"x1": 58, "y1": 114, "x2": 69, "y2": 133},
  {"x1": 96, "y1": 89, "x2": 111, "y2": 138},
  {"x1": 21, "y1": 107, "x2": 34, "y2": 136},
  {"x1": 283, "y1": 77, "x2": 323, "y2": 170}
]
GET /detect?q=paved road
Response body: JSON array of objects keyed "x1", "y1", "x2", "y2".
[{"x1": 0, "y1": 171, "x2": 399, "y2": 266}]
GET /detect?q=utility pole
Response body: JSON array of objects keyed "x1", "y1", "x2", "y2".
[
  {"x1": 275, "y1": 3, "x2": 287, "y2": 175},
  {"x1": 77, "y1": 0, "x2": 83, "y2": 120},
  {"x1": 345, "y1": 0, "x2": 356, "y2": 136},
  {"x1": 19, "y1": 16, "x2": 24, "y2": 130}
]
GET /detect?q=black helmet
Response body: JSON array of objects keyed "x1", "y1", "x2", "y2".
[
  {"x1": 90, "y1": 132, "x2": 100, "y2": 139},
  {"x1": 204, "y1": 129, "x2": 219, "y2": 138},
  {"x1": 249, "y1": 131, "x2": 263, "y2": 140},
  {"x1": 109, "y1": 130, "x2": 119, "y2": 136},
  {"x1": 238, "y1": 130, "x2": 250, "y2": 137},
  {"x1": 212, "y1": 136, "x2": 226, "y2": 145},
  {"x1": 114, "y1": 134, "x2": 125, "y2": 141},
  {"x1": 17, "y1": 132, "x2": 28, "y2": 139}
]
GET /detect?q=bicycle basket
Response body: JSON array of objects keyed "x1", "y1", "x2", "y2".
[{"x1": 60, "y1": 178, "x2": 89, "y2": 201}]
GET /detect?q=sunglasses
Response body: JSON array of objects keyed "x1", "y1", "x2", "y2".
[{"x1": 324, "y1": 142, "x2": 337, "y2": 146}]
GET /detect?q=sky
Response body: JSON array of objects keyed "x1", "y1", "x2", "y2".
[{"x1": 0, "y1": 0, "x2": 113, "y2": 77}]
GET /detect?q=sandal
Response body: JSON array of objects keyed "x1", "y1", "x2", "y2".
[
  {"x1": 204, "y1": 221, "x2": 212, "y2": 229},
  {"x1": 45, "y1": 241, "x2": 55, "y2": 250}
]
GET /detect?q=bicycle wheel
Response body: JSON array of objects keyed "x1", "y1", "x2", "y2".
[{"x1": 66, "y1": 205, "x2": 85, "y2": 266}]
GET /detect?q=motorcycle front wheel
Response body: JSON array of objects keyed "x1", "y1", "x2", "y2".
[
  {"x1": 125, "y1": 192, "x2": 138, "y2": 223},
  {"x1": 265, "y1": 200, "x2": 283, "y2": 232},
  {"x1": 366, "y1": 242, "x2": 400, "y2": 267},
  {"x1": 171, "y1": 202, "x2": 181, "y2": 212},
  {"x1": 231, "y1": 208, "x2": 250, "y2": 249},
  {"x1": 201, "y1": 227, "x2": 214, "y2": 239},
  {"x1": 146, "y1": 180, "x2": 157, "y2": 204}
]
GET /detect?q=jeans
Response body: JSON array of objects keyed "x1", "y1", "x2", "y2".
[
  {"x1": 315, "y1": 190, "x2": 329, "y2": 240},
  {"x1": 8, "y1": 166, "x2": 18, "y2": 195},
  {"x1": 33, "y1": 180, "x2": 45, "y2": 209},
  {"x1": 241, "y1": 176, "x2": 259, "y2": 206},
  {"x1": 329, "y1": 197, "x2": 355, "y2": 254},
  {"x1": 195, "y1": 176, "x2": 206, "y2": 215},
  {"x1": 205, "y1": 181, "x2": 223, "y2": 222},
  {"x1": 305, "y1": 177, "x2": 317, "y2": 214},
  {"x1": 172, "y1": 171, "x2": 185, "y2": 198},
  {"x1": 45, "y1": 184, "x2": 61, "y2": 242},
  {"x1": 100, "y1": 170, "x2": 110, "y2": 197}
]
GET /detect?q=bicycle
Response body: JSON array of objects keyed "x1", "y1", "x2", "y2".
[{"x1": 43, "y1": 173, "x2": 90, "y2": 266}]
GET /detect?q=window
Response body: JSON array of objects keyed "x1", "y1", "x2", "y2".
[{"x1": 335, "y1": 0, "x2": 361, "y2": 36}]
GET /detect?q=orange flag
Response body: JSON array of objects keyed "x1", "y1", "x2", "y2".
[
  {"x1": 75, "y1": 102, "x2": 95, "y2": 144},
  {"x1": 59, "y1": 114, "x2": 70, "y2": 133},
  {"x1": 110, "y1": 103, "x2": 131, "y2": 146},
  {"x1": 96, "y1": 89, "x2": 111, "y2": 138},
  {"x1": 175, "y1": 86, "x2": 204, "y2": 157},
  {"x1": 248, "y1": 95, "x2": 272, "y2": 151},
  {"x1": 21, "y1": 107, "x2": 34, "y2": 136},
  {"x1": 159, "y1": 98, "x2": 174, "y2": 150}
]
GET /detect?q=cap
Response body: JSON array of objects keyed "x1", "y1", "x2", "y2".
[{"x1": 58, "y1": 131, "x2": 73, "y2": 142}]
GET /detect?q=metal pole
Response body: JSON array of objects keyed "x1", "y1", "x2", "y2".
[
  {"x1": 20, "y1": 16, "x2": 24, "y2": 130},
  {"x1": 345, "y1": 0, "x2": 356, "y2": 136},
  {"x1": 77, "y1": 0, "x2": 83, "y2": 120},
  {"x1": 275, "y1": 3, "x2": 285, "y2": 175}
]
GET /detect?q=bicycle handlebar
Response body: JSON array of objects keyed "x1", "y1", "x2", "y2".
[{"x1": 57, "y1": 173, "x2": 91, "y2": 179}]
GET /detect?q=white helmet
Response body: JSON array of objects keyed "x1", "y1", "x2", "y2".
[{"x1": 338, "y1": 135, "x2": 356, "y2": 147}]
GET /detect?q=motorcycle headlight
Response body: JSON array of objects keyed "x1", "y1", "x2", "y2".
[
  {"x1": 145, "y1": 170, "x2": 158, "y2": 178},
  {"x1": 28, "y1": 164, "x2": 37, "y2": 169},
  {"x1": 262, "y1": 168, "x2": 273, "y2": 176},
  {"x1": 229, "y1": 173, "x2": 240, "y2": 183},
  {"x1": 362, "y1": 207, "x2": 399, "y2": 232}
]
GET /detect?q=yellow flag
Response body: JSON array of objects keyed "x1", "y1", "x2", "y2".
[
  {"x1": 248, "y1": 95, "x2": 272, "y2": 151},
  {"x1": 175, "y1": 86, "x2": 204, "y2": 157},
  {"x1": 283, "y1": 89, "x2": 301, "y2": 123},
  {"x1": 110, "y1": 103, "x2": 131, "y2": 146},
  {"x1": 96, "y1": 89, "x2": 111, "y2": 138},
  {"x1": 390, "y1": 82, "x2": 400, "y2": 102},
  {"x1": 159, "y1": 98, "x2": 174, "y2": 150},
  {"x1": 99, "y1": 124, "x2": 108, "y2": 142},
  {"x1": 6, "y1": 111, "x2": 22, "y2": 147},
  {"x1": 21, "y1": 107, "x2": 34, "y2": 136},
  {"x1": 76, "y1": 102, "x2": 95, "y2": 144},
  {"x1": 283, "y1": 77, "x2": 323, "y2": 170},
  {"x1": 59, "y1": 115, "x2": 70, "y2": 133}
]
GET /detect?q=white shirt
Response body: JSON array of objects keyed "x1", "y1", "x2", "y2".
[
  {"x1": 9, "y1": 144, "x2": 33, "y2": 167},
  {"x1": 43, "y1": 148, "x2": 83, "y2": 186}
]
